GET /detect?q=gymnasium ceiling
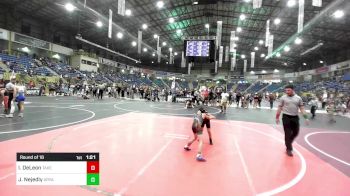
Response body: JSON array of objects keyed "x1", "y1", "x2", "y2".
[{"x1": 1, "y1": 0, "x2": 350, "y2": 72}]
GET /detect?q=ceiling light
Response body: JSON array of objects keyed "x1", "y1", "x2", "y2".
[
  {"x1": 64, "y1": 3, "x2": 76, "y2": 12},
  {"x1": 142, "y1": 24, "x2": 148, "y2": 30},
  {"x1": 262, "y1": 70, "x2": 267, "y2": 74},
  {"x1": 125, "y1": 9, "x2": 132, "y2": 16},
  {"x1": 239, "y1": 14, "x2": 246, "y2": 20},
  {"x1": 303, "y1": 63, "x2": 307, "y2": 66},
  {"x1": 154, "y1": 34, "x2": 158, "y2": 39},
  {"x1": 116, "y1": 32, "x2": 123, "y2": 39},
  {"x1": 320, "y1": 60, "x2": 324, "y2": 63},
  {"x1": 260, "y1": 53, "x2": 265, "y2": 58},
  {"x1": 234, "y1": 37, "x2": 239, "y2": 41},
  {"x1": 244, "y1": 0, "x2": 252, "y2": 2},
  {"x1": 166, "y1": 62, "x2": 169, "y2": 64},
  {"x1": 274, "y1": 69, "x2": 279, "y2": 73},
  {"x1": 274, "y1": 18, "x2": 281, "y2": 25},
  {"x1": 333, "y1": 10, "x2": 344, "y2": 18},
  {"x1": 131, "y1": 41, "x2": 137, "y2": 47},
  {"x1": 152, "y1": 53, "x2": 155, "y2": 56},
  {"x1": 294, "y1": 37, "x2": 302, "y2": 45},
  {"x1": 205, "y1": 24, "x2": 210, "y2": 28},
  {"x1": 22, "y1": 47, "x2": 30, "y2": 52},
  {"x1": 169, "y1": 47, "x2": 173, "y2": 52},
  {"x1": 174, "y1": 52, "x2": 178, "y2": 56},
  {"x1": 284, "y1": 62, "x2": 287, "y2": 66},
  {"x1": 254, "y1": 47, "x2": 259, "y2": 51},
  {"x1": 96, "y1": 21, "x2": 103, "y2": 28},
  {"x1": 287, "y1": 0, "x2": 296, "y2": 7},
  {"x1": 241, "y1": 54, "x2": 246, "y2": 59},
  {"x1": 52, "y1": 54, "x2": 60, "y2": 59},
  {"x1": 162, "y1": 42, "x2": 167, "y2": 46},
  {"x1": 193, "y1": 1, "x2": 199, "y2": 5},
  {"x1": 156, "y1": 1, "x2": 164, "y2": 8},
  {"x1": 152, "y1": 61, "x2": 154, "y2": 63},
  {"x1": 259, "y1": 40, "x2": 264, "y2": 45},
  {"x1": 169, "y1": 18, "x2": 175, "y2": 23},
  {"x1": 284, "y1": 46, "x2": 290, "y2": 52},
  {"x1": 233, "y1": 43, "x2": 237, "y2": 48},
  {"x1": 250, "y1": 71, "x2": 255, "y2": 74},
  {"x1": 276, "y1": 52, "x2": 281, "y2": 57},
  {"x1": 143, "y1": 48, "x2": 148, "y2": 52},
  {"x1": 237, "y1": 27, "x2": 242, "y2": 32}
]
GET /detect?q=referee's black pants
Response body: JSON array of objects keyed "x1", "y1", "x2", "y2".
[{"x1": 282, "y1": 114, "x2": 300, "y2": 151}]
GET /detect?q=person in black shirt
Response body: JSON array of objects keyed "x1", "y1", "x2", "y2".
[{"x1": 236, "y1": 92, "x2": 241, "y2": 107}]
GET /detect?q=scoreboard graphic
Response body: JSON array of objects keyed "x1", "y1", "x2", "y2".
[
  {"x1": 186, "y1": 41, "x2": 210, "y2": 57},
  {"x1": 16, "y1": 152, "x2": 99, "y2": 185}
]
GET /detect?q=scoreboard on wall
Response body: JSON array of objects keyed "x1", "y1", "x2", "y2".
[
  {"x1": 184, "y1": 39, "x2": 215, "y2": 62},
  {"x1": 185, "y1": 41, "x2": 210, "y2": 57}
]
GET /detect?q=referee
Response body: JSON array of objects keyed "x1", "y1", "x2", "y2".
[{"x1": 276, "y1": 84, "x2": 309, "y2": 157}]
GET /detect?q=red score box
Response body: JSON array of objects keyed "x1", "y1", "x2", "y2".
[{"x1": 87, "y1": 161, "x2": 99, "y2": 173}]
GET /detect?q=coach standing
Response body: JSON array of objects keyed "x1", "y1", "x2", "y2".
[{"x1": 276, "y1": 84, "x2": 309, "y2": 157}]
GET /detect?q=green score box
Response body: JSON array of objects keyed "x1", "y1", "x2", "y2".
[{"x1": 87, "y1": 174, "x2": 99, "y2": 185}]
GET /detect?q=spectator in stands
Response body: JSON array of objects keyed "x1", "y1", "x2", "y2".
[
  {"x1": 92, "y1": 85, "x2": 97, "y2": 97},
  {"x1": 309, "y1": 97, "x2": 318, "y2": 119},
  {"x1": 322, "y1": 97, "x2": 327, "y2": 110},
  {"x1": 98, "y1": 84, "x2": 105, "y2": 99},
  {"x1": 153, "y1": 88, "x2": 160, "y2": 102},
  {"x1": 139, "y1": 86, "x2": 144, "y2": 99},
  {"x1": 236, "y1": 91, "x2": 241, "y2": 108},
  {"x1": 326, "y1": 99, "x2": 336, "y2": 123},
  {"x1": 269, "y1": 93, "x2": 276, "y2": 109},
  {"x1": 0, "y1": 79, "x2": 5, "y2": 117},
  {"x1": 258, "y1": 93, "x2": 263, "y2": 108},
  {"x1": 249, "y1": 94, "x2": 253, "y2": 106},
  {"x1": 39, "y1": 84, "x2": 45, "y2": 96},
  {"x1": 208, "y1": 89, "x2": 215, "y2": 106},
  {"x1": 228, "y1": 91, "x2": 233, "y2": 106},
  {"x1": 221, "y1": 90, "x2": 230, "y2": 114},
  {"x1": 165, "y1": 89, "x2": 169, "y2": 102},
  {"x1": 15, "y1": 81, "x2": 26, "y2": 117},
  {"x1": 253, "y1": 93, "x2": 259, "y2": 108}
]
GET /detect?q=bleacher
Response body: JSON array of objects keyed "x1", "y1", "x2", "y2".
[
  {"x1": 235, "y1": 83, "x2": 250, "y2": 92},
  {"x1": 227, "y1": 83, "x2": 234, "y2": 91},
  {"x1": 0, "y1": 53, "x2": 52, "y2": 76},
  {"x1": 247, "y1": 82, "x2": 268, "y2": 93},
  {"x1": 140, "y1": 77, "x2": 153, "y2": 86},
  {"x1": 266, "y1": 83, "x2": 284, "y2": 92},
  {"x1": 192, "y1": 81, "x2": 198, "y2": 89},
  {"x1": 154, "y1": 79, "x2": 165, "y2": 88},
  {"x1": 178, "y1": 80, "x2": 189, "y2": 89}
]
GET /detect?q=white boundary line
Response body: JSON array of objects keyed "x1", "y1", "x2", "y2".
[
  {"x1": 80, "y1": 140, "x2": 98, "y2": 148},
  {"x1": 304, "y1": 131, "x2": 350, "y2": 166},
  {"x1": 0, "y1": 106, "x2": 95, "y2": 135},
  {"x1": 150, "y1": 104, "x2": 187, "y2": 110},
  {"x1": 233, "y1": 136, "x2": 257, "y2": 195},
  {"x1": 0, "y1": 172, "x2": 15, "y2": 181},
  {"x1": 219, "y1": 121, "x2": 307, "y2": 196},
  {"x1": 117, "y1": 139, "x2": 173, "y2": 195}
]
